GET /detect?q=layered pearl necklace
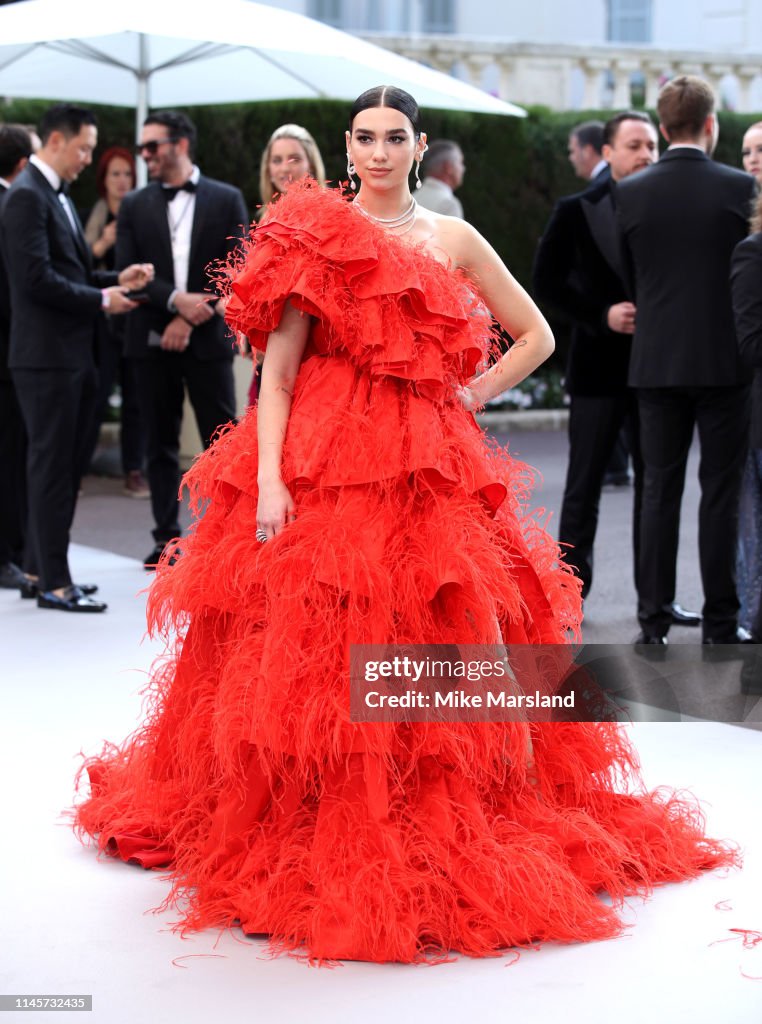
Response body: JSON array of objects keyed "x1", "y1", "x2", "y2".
[{"x1": 354, "y1": 196, "x2": 417, "y2": 236}]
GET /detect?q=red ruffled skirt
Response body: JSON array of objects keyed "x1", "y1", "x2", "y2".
[{"x1": 74, "y1": 357, "x2": 735, "y2": 963}]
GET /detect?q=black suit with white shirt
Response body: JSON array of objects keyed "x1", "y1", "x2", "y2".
[
  {"x1": 533, "y1": 175, "x2": 641, "y2": 597},
  {"x1": 116, "y1": 173, "x2": 248, "y2": 545},
  {"x1": 617, "y1": 147, "x2": 755, "y2": 640},
  {"x1": 0, "y1": 160, "x2": 118, "y2": 591},
  {"x1": 0, "y1": 179, "x2": 28, "y2": 571}
]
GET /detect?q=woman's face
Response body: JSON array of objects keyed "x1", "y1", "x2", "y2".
[
  {"x1": 346, "y1": 106, "x2": 426, "y2": 193},
  {"x1": 104, "y1": 156, "x2": 134, "y2": 203},
  {"x1": 268, "y1": 137, "x2": 311, "y2": 193},
  {"x1": 742, "y1": 127, "x2": 762, "y2": 182}
]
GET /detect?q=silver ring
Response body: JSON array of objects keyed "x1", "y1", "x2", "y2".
[{"x1": 255, "y1": 529, "x2": 267, "y2": 544}]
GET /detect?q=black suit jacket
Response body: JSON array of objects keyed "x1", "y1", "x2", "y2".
[
  {"x1": 589, "y1": 164, "x2": 611, "y2": 188},
  {"x1": 617, "y1": 148, "x2": 755, "y2": 388},
  {"x1": 533, "y1": 176, "x2": 631, "y2": 396},
  {"x1": 0, "y1": 182, "x2": 11, "y2": 381},
  {"x1": 0, "y1": 163, "x2": 116, "y2": 371},
  {"x1": 731, "y1": 232, "x2": 762, "y2": 448},
  {"x1": 116, "y1": 176, "x2": 248, "y2": 361}
]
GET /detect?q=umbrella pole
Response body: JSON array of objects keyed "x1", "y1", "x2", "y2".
[{"x1": 135, "y1": 33, "x2": 149, "y2": 187}]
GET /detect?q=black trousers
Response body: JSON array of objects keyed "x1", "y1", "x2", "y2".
[
  {"x1": 0, "y1": 376, "x2": 27, "y2": 566},
  {"x1": 558, "y1": 392, "x2": 642, "y2": 598},
  {"x1": 12, "y1": 365, "x2": 97, "y2": 591},
  {"x1": 135, "y1": 351, "x2": 236, "y2": 543},
  {"x1": 82, "y1": 318, "x2": 145, "y2": 475},
  {"x1": 637, "y1": 385, "x2": 750, "y2": 639}
]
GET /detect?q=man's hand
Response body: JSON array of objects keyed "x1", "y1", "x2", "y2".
[
  {"x1": 161, "y1": 315, "x2": 192, "y2": 352},
  {"x1": 174, "y1": 292, "x2": 215, "y2": 326},
  {"x1": 607, "y1": 301, "x2": 636, "y2": 334},
  {"x1": 104, "y1": 287, "x2": 138, "y2": 315},
  {"x1": 118, "y1": 263, "x2": 155, "y2": 289}
]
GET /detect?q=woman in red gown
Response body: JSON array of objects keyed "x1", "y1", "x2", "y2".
[{"x1": 75, "y1": 86, "x2": 735, "y2": 964}]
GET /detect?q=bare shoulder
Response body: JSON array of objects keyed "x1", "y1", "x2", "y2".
[{"x1": 415, "y1": 206, "x2": 489, "y2": 269}]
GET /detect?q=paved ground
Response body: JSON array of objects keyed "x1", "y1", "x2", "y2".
[{"x1": 72, "y1": 427, "x2": 705, "y2": 644}]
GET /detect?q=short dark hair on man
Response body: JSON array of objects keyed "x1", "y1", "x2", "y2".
[
  {"x1": 144, "y1": 110, "x2": 198, "y2": 158},
  {"x1": 423, "y1": 139, "x2": 461, "y2": 177},
  {"x1": 657, "y1": 75, "x2": 715, "y2": 141},
  {"x1": 39, "y1": 104, "x2": 97, "y2": 145},
  {"x1": 570, "y1": 120, "x2": 604, "y2": 154},
  {"x1": 603, "y1": 110, "x2": 655, "y2": 147},
  {"x1": 0, "y1": 124, "x2": 33, "y2": 178}
]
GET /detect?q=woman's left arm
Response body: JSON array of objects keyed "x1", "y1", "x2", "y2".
[{"x1": 448, "y1": 221, "x2": 555, "y2": 408}]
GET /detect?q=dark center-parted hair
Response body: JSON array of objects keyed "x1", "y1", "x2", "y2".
[
  {"x1": 143, "y1": 110, "x2": 197, "y2": 158},
  {"x1": 570, "y1": 120, "x2": 604, "y2": 154},
  {"x1": 95, "y1": 146, "x2": 136, "y2": 198},
  {"x1": 0, "y1": 124, "x2": 33, "y2": 178},
  {"x1": 602, "y1": 110, "x2": 655, "y2": 147},
  {"x1": 39, "y1": 104, "x2": 97, "y2": 145},
  {"x1": 657, "y1": 75, "x2": 715, "y2": 141},
  {"x1": 349, "y1": 86, "x2": 422, "y2": 137}
]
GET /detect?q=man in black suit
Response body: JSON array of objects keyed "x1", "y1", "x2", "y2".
[
  {"x1": 0, "y1": 104, "x2": 154, "y2": 612},
  {"x1": 534, "y1": 111, "x2": 699, "y2": 626},
  {"x1": 568, "y1": 121, "x2": 609, "y2": 186},
  {"x1": 0, "y1": 124, "x2": 34, "y2": 591},
  {"x1": 116, "y1": 111, "x2": 248, "y2": 569},
  {"x1": 617, "y1": 76, "x2": 755, "y2": 644}
]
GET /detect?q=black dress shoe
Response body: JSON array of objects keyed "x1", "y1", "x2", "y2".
[
  {"x1": 0, "y1": 562, "x2": 26, "y2": 589},
  {"x1": 20, "y1": 578, "x2": 98, "y2": 599},
  {"x1": 37, "y1": 585, "x2": 107, "y2": 613},
  {"x1": 667, "y1": 602, "x2": 702, "y2": 627},
  {"x1": 634, "y1": 632, "x2": 668, "y2": 645},
  {"x1": 143, "y1": 542, "x2": 181, "y2": 571}
]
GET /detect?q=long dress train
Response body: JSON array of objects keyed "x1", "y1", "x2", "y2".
[{"x1": 74, "y1": 183, "x2": 735, "y2": 963}]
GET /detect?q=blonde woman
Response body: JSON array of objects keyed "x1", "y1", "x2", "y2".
[
  {"x1": 246, "y1": 124, "x2": 327, "y2": 404},
  {"x1": 259, "y1": 123, "x2": 326, "y2": 205}
]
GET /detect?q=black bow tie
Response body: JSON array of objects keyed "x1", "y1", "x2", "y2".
[
  {"x1": 161, "y1": 180, "x2": 197, "y2": 202},
  {"x1": 57, "y1": 182, "x2": 70, "y2": 196}
]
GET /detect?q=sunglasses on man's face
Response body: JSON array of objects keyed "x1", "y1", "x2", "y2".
[{"x1": 135, "y1": 137, "x2": 179, "y2": 156}]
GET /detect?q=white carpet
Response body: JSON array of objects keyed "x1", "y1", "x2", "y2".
[{"x1": 1, "y1": 544, "x2": 761, "y2": 1024}]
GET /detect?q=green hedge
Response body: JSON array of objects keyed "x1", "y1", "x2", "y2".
[{"x1": 2, "y1": 96, "x2": 759, "y2": 374}]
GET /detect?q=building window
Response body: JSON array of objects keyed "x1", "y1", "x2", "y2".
[
  {"x1": 422, "y1": 0, "x2": 455, "y2": 33},
  {"x1": 308, "y1": 0, "x2": 344, "y2": 28},
  {"x1": 607, "y1": 0, "x2": 651, "y2": 43}
]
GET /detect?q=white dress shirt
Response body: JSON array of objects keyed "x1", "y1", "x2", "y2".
[
  {"x1": 29, "y1": 153, "x2": 79, "y2": 236},
  {"x1": 164, "y1": 165, "x2": 201, "y2": 296}
]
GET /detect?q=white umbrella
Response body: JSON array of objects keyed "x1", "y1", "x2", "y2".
[{"x1": 0, "y1": 0, "x2": 525, "y2": 134}]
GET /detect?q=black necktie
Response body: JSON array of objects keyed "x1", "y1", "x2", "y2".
[{"x1": 161, "y1": 180, "x2": 197, "y2": 202}]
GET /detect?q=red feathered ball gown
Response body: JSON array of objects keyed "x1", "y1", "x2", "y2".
[{"x1": 74, "y1": 184, "x2": 734, "y2": 963}]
